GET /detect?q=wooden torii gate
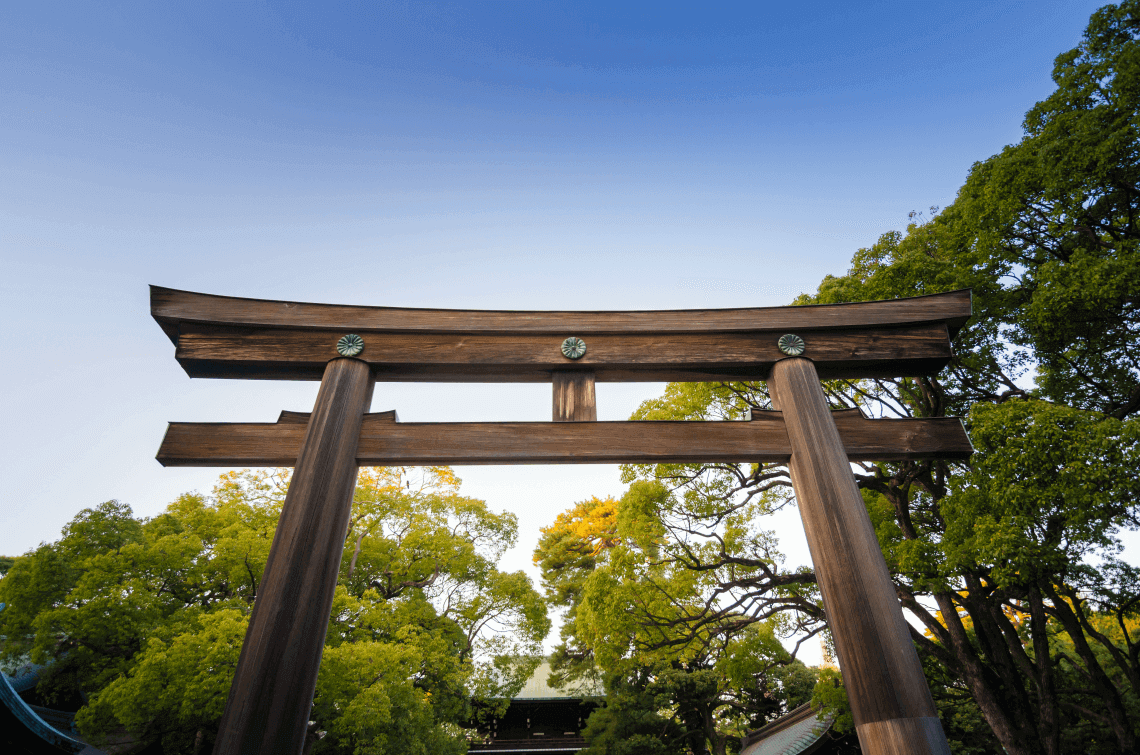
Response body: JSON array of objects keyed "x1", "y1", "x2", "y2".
[{"x1": 151, "y1": 286, "x2": 973, "y2": 755}]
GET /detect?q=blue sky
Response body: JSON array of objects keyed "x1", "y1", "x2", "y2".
[{"x1": 0, "y1": 1, "x2": 1113, "y2": 627}]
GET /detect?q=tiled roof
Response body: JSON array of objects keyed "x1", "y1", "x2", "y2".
[
  {"x1": 740, "y1": 703, "x2": 835, "y2": 755},
  {"x1": 1, "y1": 667, "x2": 100, "y2": 753}
]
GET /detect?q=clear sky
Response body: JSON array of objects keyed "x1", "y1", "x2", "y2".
[{"x1": 0, "y1": 1, "x2": 1112, "y2": 655}]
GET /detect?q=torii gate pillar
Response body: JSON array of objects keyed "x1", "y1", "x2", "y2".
[
  {"x1": 769, "y1": 358, "x2": 947, "y2": 754},
  {"x1": 213, "y1": 359, "x2": 373, "y2": 754}
]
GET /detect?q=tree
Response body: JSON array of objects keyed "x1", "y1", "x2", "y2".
[
  {"x1": 0, "y1": 467, "x2": 549, "y2": 754},
  {"x1": 577, "y1": 665, "x2": 692, "y2": 755},
  {"x1": 953, "y1": 0, "x2": 1140, "y2": 419},
  {"x1": 535, "y1": 486, "x2": 822, "y2": 755}
]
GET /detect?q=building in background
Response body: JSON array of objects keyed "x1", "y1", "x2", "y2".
[
  {"x1": 1, "y1": 661, "x2": 104, "y2": 755},
  {"x1": 740, "y1": 702, "x2": 854, "y2": 755},
  {"x1": 469, "y1": 661, "x2": 601, "y2": 754}
]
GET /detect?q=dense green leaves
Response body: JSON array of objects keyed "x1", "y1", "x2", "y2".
[
  {"x1": 944, "y1": 401, "x2": 1140, "y2": 583},
  {"x1": 0, "y1": 467, "x2": 548, "y2": 754},
  {"x1": 535, "y1": 483, "x2": 823, "y2": 755},
  {"x1": 76, "y1": 609, "x2": 248, "y2": 753},
  {"x1": 949, "y1": 0, "x2": 1140, "y2": 419}
]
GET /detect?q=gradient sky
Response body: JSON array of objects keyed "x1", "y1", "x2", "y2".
[{"x1": 0, "y1": 2, "x2": 1116, "y2": 652}]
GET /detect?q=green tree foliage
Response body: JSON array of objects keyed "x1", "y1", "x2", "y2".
[
  {"x1": 577, "y1": 666, "x2": 692, "y2": 755},
  {"x1": 0, "y1": 467, "x2": 548, "y2": 754},
  {"x1": 561, "y1": 4, "x2": 1140, "y2": 754},
  {"x1": 954, "y1": 0, "x2": 1140, "y2": 418},
  {"x1": 534, "y1": 486, "x2": 822, "y2": 755}
]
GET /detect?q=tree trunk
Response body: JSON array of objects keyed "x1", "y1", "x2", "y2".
[
  {"x1": 1044, "y1": 584, "x2": 1138, "y2": 754},
  {"x1": 931, "y1": 589, "x2": 1041, "y2": 755},
  {"x1": 347, "y1": 529, "x2": 366, "y2": 581},
  {"x1": 960, "y1": 576, "x2": 1040, "y2": 737},
  {"x1": 1027, "y1": 584, "x2": 1059, "y2": 755}
]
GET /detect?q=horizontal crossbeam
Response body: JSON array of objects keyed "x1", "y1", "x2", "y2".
[
  {"x1": 152, "y1": 287, "x2": 972, "y2": 381},
  {"x1": 173, "y1": 323, "x2": 954, "y2": 381},
  {"x1": 156, "y1": 409, "x2": 972, "y2": 467}
]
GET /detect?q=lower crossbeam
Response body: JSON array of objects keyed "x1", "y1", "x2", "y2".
[{"x1": 156, "y1": 409, "x2": 971, "y2": 467}]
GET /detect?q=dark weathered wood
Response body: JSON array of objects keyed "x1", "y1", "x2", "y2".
[
  {"x1": 553, "y1": 371, "x2": 597, "y2": 421},
  {"x1": 156, "y1": 411, "x2": 972, "y2": 467},
  {"x1": 277, "y1": 409, "x2": 398, "y2": 424},
  {"x1": 856, "y1": 716, "x2": 952, "y2": 755},
  {"x1": 213, "y1": 358, "x2": 373, "y2": 755},
  {"x1": 152, "y1": 286, "x2": 972, "y2": 340},
  {"x1": 171, "y1": 323, "x2": 953, "y2": 381},
  {"x1": 767, "y1": 358, "x2": 950, "y2": 755}
]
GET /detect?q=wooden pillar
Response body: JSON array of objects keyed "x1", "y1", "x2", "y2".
[
  {"x1": 553, "y1": 370, "x2": 596, "y2": 421},
  {"x1": 213, "y1": 358, "x2": 374, "y2": 755},
  {"x1": 767, "y1": 358, "x2": 950, "y2": 755}
]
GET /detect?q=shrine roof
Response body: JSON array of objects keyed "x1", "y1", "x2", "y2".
[
  {"x1": 740, "y1": 703, "x2": 836, "y2": 755},
  {"x1": 1, "y1": 658, "x2": 104, "y2": 753}
]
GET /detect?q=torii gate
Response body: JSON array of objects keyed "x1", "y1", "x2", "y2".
[{"x1": 151, "y1": 286, "x2": 973, "y2": 755}]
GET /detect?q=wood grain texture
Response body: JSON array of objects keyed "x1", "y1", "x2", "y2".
[
  {"x1": 152, "y1": 285, "x2": 972, "y2": 342},
  {"x1": 156, "y1": 412, "x2": 972, "y2": 467},
  {"x1": 767, "y1": 358, "x2": 950, "y2": 755},
  {"x1": 553, "y1": 371, "x2": 597, "y2": 421},
  {"x1": 856, "y1": 717, "x2": 952, "y2": 755},
  {"x1": 276, "y1": 409, "x2": 397, "y2": 424},
  {"x1": 212, "y1": 358, "x2": 373, "y2": 755},
  {"x1": 171, "y1": 323, "x2": 953, "y2": 381}
]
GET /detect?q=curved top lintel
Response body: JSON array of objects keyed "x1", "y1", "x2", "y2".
[{"x1": 151, "y1": 286, "x2": 972, "y2": 343}]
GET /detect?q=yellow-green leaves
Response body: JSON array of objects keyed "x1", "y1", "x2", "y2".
[
  {"x1": 1, "y1": 466, "x2": 547, "y2": 754},
  {"x1": 77, "y1": 610, "x2": 248, "y2": 753}
]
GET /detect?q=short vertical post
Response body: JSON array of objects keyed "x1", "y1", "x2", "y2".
[
  {"x1": 213, "y1": 357, "x2": 374, "y2": 755},
  {"x1": 553, "y1": 370, "x2": 597, "y2": 421},
  {"x1": 767, "y1": 357, "x2": 950, "y2": 755}
]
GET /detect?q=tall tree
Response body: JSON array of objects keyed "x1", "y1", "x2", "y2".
[
  {"x1": 0, "y1": 467, "x2": 548, "y2": 755},
  {"x1": 535, "y1": 487, "x2": 823, "y2": 755},
  {"x1": 795, "y1": 4, "x2": 1140, "y2": 751}
]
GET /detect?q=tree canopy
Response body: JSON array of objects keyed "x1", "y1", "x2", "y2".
[
  {"x1": 0, "y1": 467, "x2": 548, "y2": 755},
  {"x1": 534, "y1": 487, "x2": 821, "y2": 755}
]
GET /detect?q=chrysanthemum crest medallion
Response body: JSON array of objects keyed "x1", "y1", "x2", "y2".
[
  {"x1": 561, "y1": 337, "x2": 587, "y2": 360},
  {"x1": 336, "y1": 334, "x2": 365, "y2": 358},
  {"x1": 778, "y1": 334, "x2": 805, "y2": 357}
]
